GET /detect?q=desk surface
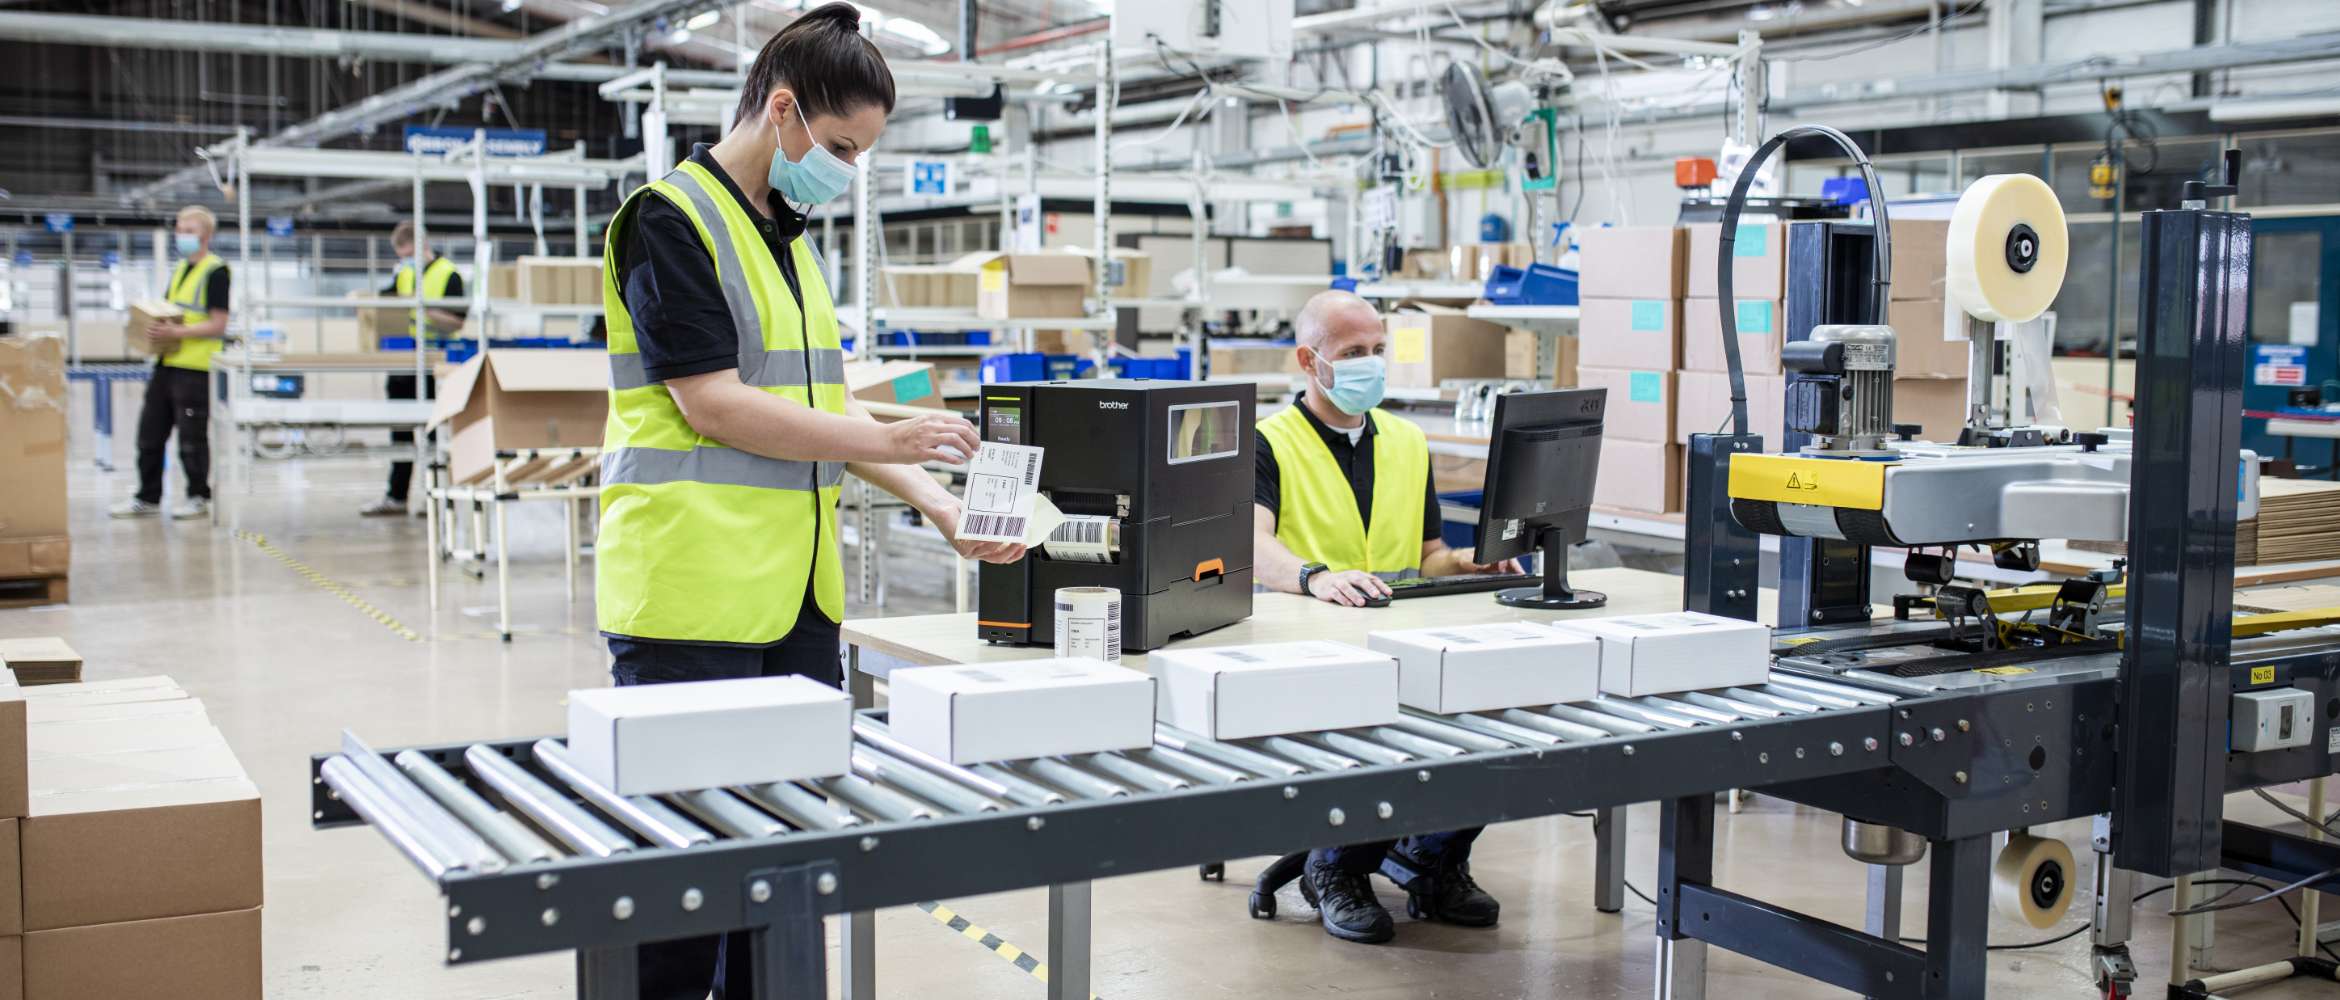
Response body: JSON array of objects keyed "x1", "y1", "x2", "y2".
[{"x1": 842, "y1": 566, "x2": 1778, "y2": 672}]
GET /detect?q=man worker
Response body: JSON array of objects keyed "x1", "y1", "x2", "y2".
[
  {"x1": 359, "y1": 219, "x2": 469, "y2": 517},
  {"x1": 1252, "y1": 289, "x2": 1520, "y2": 944},
  {"x1": 111, "y1": 205, "x2": 229, "y2": 520}
]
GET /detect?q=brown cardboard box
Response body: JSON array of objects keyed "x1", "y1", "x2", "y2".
[
  {"x1": 0, "y1": 335, "x2": 67, "y2": 541},
  {"x1": 1686, "y1": 222, "x2": 1786, "y2": 299},
  {"x1": 1061, "y1": 247, "x2": 1153, "y2": 300},
  {"x1": 25, "y1": 905, "x2": 260, "y2": 1000},
  {"x1": 1597, "y1": 439, "x2": 1682, "y2": 513},
  {"x1": 25, "y1": 737, "x2": 260, "y2": 930},
  {"x1": 1890, "y1": 298, "x2": 1967, "y2": 379},
  {"x1": 1681, "y1": 298, "x2": 1784, "y2": 374},
  {"x1": 1577, "y1": 226, "x2": 1684, "y2": 300},
  {"x1": 1208, "y1": 344, "x2": 1303, "y2": 376},
  {"x1": 1676, "y1": 371, "x2": 1786, "y2": 444},
  {"x1": 0, "y1": 538, "x2": 66, "y2": 580},
  {"x1": 1889, "y1": 219, "x2": 1952, "y2": 301},
  {"x1": 843, "y1": 360, "x2": 945, "y2": 410},
  {"x1": 488, "y1": 263, "x2": 520, "y2": 301},
  {"x1": 17, "y1": 677, "x2": 181, "y2": 704},
  {"x1": 1502, "y1": 329, "x2": 1577, "y2": 385},
  {"x1": 0, "y1": 818, "x2": 19, "y2": 935},
  {"x1": 1384, "y1": 304, "x2": 1508, "y2": 389},
  {"x1": 428, "y1": 350, "x2": 611, "y2": 485},
  {"x1": 1893, "y1": 377, "x2": 1970, "y2": 443},
  {"x1": 1029, "y1": 330, "x2": 1091, "y2": 355},
  {"x1": 1577, "y1": 297, "x2": 1681, "y2": 371},
  {"x1": 347, "y1": 294, "x2": 414, "y2": 351},
  {"x1": 1399, "y1": 249, "x2": 1450, "y2": 280},
  {"x1": 0, "y1": 694, "x2": 21, "y2": 820},
  {"x1": 28, "y1": 715, "x2": 224, "y2": 759},
  {"x1": 1576, "y1": 366, "x2": 1674, "y2": 443},
  {"x1": 0, "y1": 639, "x2": 78, "y2": 686},
  {"x1": 124, "y1": 301, "x2": 181, "y2": 358},
  {"x1": 0, "y1": 932, "x2": 18, "y2": 1000},
  {"x1": 517, "y1": 256, "x2": 598, "y2": 306},
  {"x1": 975, "y1": 252, "x2": 1092, "y2": 320},
  {"x1": 27, "y1": 698, "x2": 202, "y2": 727}
]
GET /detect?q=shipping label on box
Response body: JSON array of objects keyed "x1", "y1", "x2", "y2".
[
  {"x1": 889, "y1": 658, "x2": 1155, "y2": 765},
  {"x1": 1576, "y1": 366, "x2": 1673, "y2": 443},
  {"x1": 1549, "y1": 612, "x2": 1771, "y2": 696},
  {"x1": 567, "y1": 675, "x2": 852, "y2": 795},
  {"x1": 1676, "y1": 371, "x2": 1785, "y2": 444},
  {"x1": 1367, "y1": 622, "x2": 1603, "y2": 713},
  {"x1": 1681, "y1": 298, "x2": 1784, "y2": 374},
  {"x1": 1577, "y1": 226, "x2": 1685, "y2": 300},
  {"x1": 1595, "y1": 439, "x2": 1682, "y2": 514},
  {"x1": 1578, "y1": 298, "x2": 1680, "y2": 371},
  {"x1": 1151, "y1": 641, "x2": 1398, "y2": 740},
  {"x1": 1686, "y1": 222, "x2": 1786, "y2": 300}
]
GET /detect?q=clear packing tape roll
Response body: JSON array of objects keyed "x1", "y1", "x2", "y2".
[
  {"x1": 1945, "y1": 173, "x2": 2069, "y2": 324},
  {"x1": 1990, "y1": 832, "x2": 2076, "y2": 929}
]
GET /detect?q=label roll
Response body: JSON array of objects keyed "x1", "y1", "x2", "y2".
[
  {"x1": 1054, "y1": 586, "x2": 1123, "y2": 663},
  {"x1": 1945, "y1": 173, "x2": 2069, "y2": 323},
  {"x1": 1043, "y1": 515, "x2": 1121, "y2": 563}
]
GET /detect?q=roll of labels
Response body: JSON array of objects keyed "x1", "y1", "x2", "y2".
[
  {"x1": 1946, "y1": 173, "x2": 2070, "y2": 324},
  {"x1": 1053, "y1": 586, "x2": 1122, "y2": 664}
]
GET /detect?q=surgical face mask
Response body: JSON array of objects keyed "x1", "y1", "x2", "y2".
[
  {"x1": 767, "y1": 100, "x2": 856, "y2": 208},
  {"x1": 1308, "y1": 347, "x2": 1388, "y2": 416},
  {"x1": 173, "y1": 234, "x2": 201, "y2": 257}
]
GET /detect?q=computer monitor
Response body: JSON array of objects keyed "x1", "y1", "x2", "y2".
[{"x1": 1473, "y1": 387, "x2": 1607, "y2": 609}]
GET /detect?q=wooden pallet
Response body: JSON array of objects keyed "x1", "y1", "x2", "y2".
[{"x1": 0, "y1": 575, "x2": 67, "y2": 608}]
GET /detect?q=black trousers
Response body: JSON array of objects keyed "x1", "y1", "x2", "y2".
[
  {"x1": 605, "y1": 591, "x2": 842, "y2": 1000},
  {"x1": 385, "y1": 372, "x2": 437, "y2": 503},
  {"x1": 134, "y1": 365, "x2": 211, "y2": 503}
]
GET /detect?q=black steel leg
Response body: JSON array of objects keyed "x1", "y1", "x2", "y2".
[
  {"x1": 1922, "y1": 836, "x2": 1993, "y2": 999},
  {"x1": 750, "y1": 863, "x2": 835, "y2": 1000},
  {"x1": 1656, "y1": 794, "x2": 1717, "y2": 1000},
  {"x1": 576, "y1": 944, "x2": 641, "y2": 1000}
]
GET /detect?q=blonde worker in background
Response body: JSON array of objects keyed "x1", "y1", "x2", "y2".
[
  {"x1": 111, "y1": 205, "x2": 229, "y2": 520},
  {"x1": 1251, "y1": 288, "x2": 1519, "y2": 944}
]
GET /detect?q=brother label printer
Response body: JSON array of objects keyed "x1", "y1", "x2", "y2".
[{"x1": 976, "y1": 379, "x2": 1255, "y2": 651}]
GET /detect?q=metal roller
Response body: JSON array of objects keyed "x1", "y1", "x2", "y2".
[
  {"x1": 1390, "y1": 711, "x2": 1522, "y2": 752},
  {"x1": 320, "y1": 755, "x2": 461, "y2": 880},
  {"x1": 342, "y1": 734, "x2": 506, "y2": 873},
  {"x1": 1677, "y1": 691, "x2": 1783, "y2": 720},
  {"x1": 1589, "y1": 697, "x2": 1701, "y2": 729},
  {"x1": 1362, "y1": 726, "x2": 1470, "y2": 759},
  {"x1": 966, "y1": 763, "x2": 1073, "y2": 807},
  {"x1": 740, "y1": 781, "x2": 863, "y2": 831},
  {"x1": 1762, "y1": 681, "x2": 1862, "y2": 709},
  {"x1": 529, "y1": 740, "x2": 713, "y2": 850},
  {"x1": 1308, "y1": 731, "x2": 1415, "y2": 766},
  {"x1": 853, "y1": 748, "x2": 1004, "y2": 814},
  {"x1": 1499, "y1": 709, "x2": 1609, "y2": 743},
  {"x1": 1770, "y1": 673, "x2": 1898, "y2": 706},
  {"x1": 814, "y1": 774, "x2": 936, "y2": 823},
  {"x1": 1153, "y1": 724, "x2": 1308, "y2": 778},
  {"x1": 853, "y1": 719, "x2": 1034, "y2": 803},
  {"x1": 1255, "y1": 736, "x2": 1364, "y2": 772},
  {"x1": 1541, "y1": 704, "x2": 1657, "y2": 736},
  {"x1": 669, "y1": 788, "x2": 792, "y2": 839},
  {"x1": 395, "y1": 750, "x2": 561, "y2": 864},
  {"x1": 1633, "y1": 696, "x2": 1741, "y2": 725},
  {"x1": 1023, "y1": 757, "x2": 1134, "y2": 799},
  {"x1": 1079, "y1": 753, "x2": 1192, "y2": 793},
  {"x1": 464, "y1": 744, "x2": 636, "y2": 858},
  {"x1": 1726, "y1": 687, "x2": 1822, "y2": 714},
  {"x1": 1130, "y1": 746, "x2": 1251, "y2": 785},
  {"x1": 1446, "y1": 712, "x2": 1565, "y2": 747}
]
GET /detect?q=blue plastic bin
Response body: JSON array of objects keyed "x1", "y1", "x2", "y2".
[
  {"x1": 1482, "y1": 263, "x2": 1579, "y2": 306},
  {"x1": 1108, "y1": 349, "x2": 1192, "y2": 381},
  {"x1": 981, "y1": 353, "x2": 1095, "y2": 383}
]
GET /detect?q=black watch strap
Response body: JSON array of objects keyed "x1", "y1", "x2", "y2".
[{"x1": 1298, "y1": 562, "x2": 1328, "y2": 594}]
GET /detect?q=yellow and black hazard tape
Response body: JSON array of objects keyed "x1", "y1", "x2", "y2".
[
  {"x1": 915, "y1": 901, "x2": 1100, "y2": 998},
  {"x1": 234, "y1": 530, "x2": 422, "y2": 642}
]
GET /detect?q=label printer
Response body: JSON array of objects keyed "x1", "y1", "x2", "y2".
[{"x1": 976, "y1": 379, "x2": 1255, "y2": 651}]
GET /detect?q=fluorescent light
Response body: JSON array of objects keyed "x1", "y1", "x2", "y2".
[
  {"x1": 501, "y1": 0, "x2": 525, "y2": 10},
  {"x1": 2208, "y1": 96, "x2": 2340, "y2": 123},
  {"x1": 667, "y1": 27, "x2": 693, "y2": 43},
  {"x1": 685, "y1": 9, "x2": 721, "y2": 30}
]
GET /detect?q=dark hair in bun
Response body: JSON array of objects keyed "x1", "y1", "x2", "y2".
[{"x1": 734, "y1": 1, "x2": 898, "y2": 126}]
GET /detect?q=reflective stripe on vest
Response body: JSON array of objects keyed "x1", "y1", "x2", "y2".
[
  {"x1": 159, "y1": 254, "x2": 227, "y2": 372},
  {"x1": 392, "y1": 257, "x2": 461, "y2": 337},
  {"x1": 597, "y1": 159, "x2": 850, "y2": 644},
  {"x1": 1258, "y1": 405, "x2": 1429, "y2": 578}
]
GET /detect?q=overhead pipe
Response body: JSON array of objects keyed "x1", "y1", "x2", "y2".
[{"x1": 979, "y1": 17, "x2": 1107, "y2": 57}]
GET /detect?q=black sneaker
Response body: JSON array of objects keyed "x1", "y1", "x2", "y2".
[
  {"x1": 1298, "y1": 861, "x2": 1395, "y2": 944},
  {"x1": 1403, "y1": 861, "x2": 1500, "y2": 927}
]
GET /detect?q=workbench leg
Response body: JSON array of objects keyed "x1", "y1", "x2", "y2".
[
  {"x1": 848, "y1": 646, "x2": 874, "y2": 707},
  {"x1": 425, "y1": 487, "x2": 441, "y2": 628},
  {"x1": 575, "y1": 944, "x2": 640, "y2": 1000},
  {"x1": 1593, "y1": 805, "x2": 1628, "y2": 913},
  {"x1": 1860, "y1": 863, "x2": 1905, "y2": 1000},
  {"x1": 1654, "y1": 794, "x2": 1714, "y2": 1000},
  {"x1": 752, "y1": 866, "x2": 831, "y2": 1000},
  {"x1": 1921, "y1": 835, "x2": 1991, "y2": 1000},
  {"x1": 2169, "y1": 873, "x2": 2218, "y2": 986},
  {"x1": 494, "y1": 498, "x2": 511, "y2": 642},
  {"x1": 1048, "y1": 881, "x2": 1091, "y2": 1000},
  {"x1": 841, "y1": 909, "x2": 877, "y2": 1000},
  {"x1": 1654, "y1": 937, "x2": 1708, "y2": 1000},
  {"x1": 2302, "y1": 777, "x2": 2327, "y2": 958}
]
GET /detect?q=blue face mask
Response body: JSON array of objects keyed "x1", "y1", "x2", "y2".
[
  {"x1": 1308, "y1": 347, "x2": 1388, "y2": 415},
  {"x1": 174, "y1": 234, "x2": 202, "y2": 257},
  {"x1": 768, "y1": 101, "x2": 855, "y2": 209}
]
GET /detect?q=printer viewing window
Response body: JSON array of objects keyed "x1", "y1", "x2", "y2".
[{"x1": 1168, "y1": 401, "x2": 1242, "y2": 464}]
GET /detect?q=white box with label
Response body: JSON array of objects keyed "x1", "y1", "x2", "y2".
[
  {"x1": 1367, "y1": 622, "x2": 1604, "y2": 713},
  {"x1": 888, "y1": 658, "x2": 1155, "y2": 765},
  {"x1": 1150, "y1": 641, "x2": 1399, "y2": 740},
  {"x1": 1546, "y1": 612, "x2": 1772, "y2": 697},
  {"x1": 567, "y1": 675, "x2": 852, "y2": 795}
]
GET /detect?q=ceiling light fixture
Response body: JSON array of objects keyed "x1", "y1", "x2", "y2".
[{"x1": 685, "y1": 9, "x2": 721, "y2": 30}]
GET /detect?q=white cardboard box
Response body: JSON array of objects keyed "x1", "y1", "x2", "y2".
[
  {"x1": 1150, "y1": 641, "x2": 1399, "y2": 740},
  {"x1": 1367, "y1": 622, "x2": 1604, "y2": 713},
  {"x1": 1547, "y1": 612, "x2": 1772, "y2": 697},
  {"x1": 888, "y1": 658, "x2": 1155, "y2": 765},
  {"x1": 566, "y1": 676, "x2": 852, "y2": 795}
]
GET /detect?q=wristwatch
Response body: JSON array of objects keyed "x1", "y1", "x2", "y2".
[{"x1": 1297, "y1": 562, "x2": 1330, "y2": 595}]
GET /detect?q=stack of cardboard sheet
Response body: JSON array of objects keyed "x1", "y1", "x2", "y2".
[
  {"x1": 2249, "y1": 478, "x2": 2340, "y2": 564},
  {"x1": 0, "y1": 336, "x2": 68, "y2": 609},
  {"x1": 0, "y1": 641, "x2": 78, "y2": 687}
]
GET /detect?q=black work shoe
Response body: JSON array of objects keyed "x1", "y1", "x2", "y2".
[
  {"x1": 1298, "y1": 861, "x2": 1395, "y2": 944},
  {"x1": 1404, "y1": 862, "x2": 1501, "y2": 927}
]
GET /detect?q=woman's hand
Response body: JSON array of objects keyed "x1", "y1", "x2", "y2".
[{"x1": 932, "y1": 500, "x2": 1026, "y2": 564}]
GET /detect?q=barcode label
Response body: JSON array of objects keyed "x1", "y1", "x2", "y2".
[
  {"x1": 1431, "y1": 631, "x2": 1483, "y2": 645},
  {"x1": 1218, "y1": 650, "x2": 1264, "y2": 663},
  {"x1": 1021, "y1": 450, "x2": 1039, "y2": 487},
  {"x1": 964, "y1": 513, "x2": 1026, "y2": 538},
  {"x1": 1050, "y1": 519, "x2": 1108, "y2": 544}
]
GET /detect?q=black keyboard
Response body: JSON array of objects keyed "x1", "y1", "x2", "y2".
[{"x1": 1381, "y1": 572, "x2": 1541, "y2": 601}]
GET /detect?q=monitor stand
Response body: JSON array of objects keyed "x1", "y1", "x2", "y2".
[{"x1": 1497, "y1": 529, "x2": 1606, "y2": 610}]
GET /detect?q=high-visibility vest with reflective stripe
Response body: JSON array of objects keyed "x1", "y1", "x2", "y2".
[
  {"x1": 159, "y1": 254, "x2": 227, "y2": 372},
  {"x1": 1258, "y1": 405, "x2": 1428, "y2": 579},
  {"x1": 597, "y1": 160, "x2": 849, "y2": 644},
  {"x1": 392, "y1": 256, "x2": 462, "y2": 338}
]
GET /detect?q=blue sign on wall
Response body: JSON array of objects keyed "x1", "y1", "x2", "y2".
[
  {"x1": 42, "y1": 213, "x2": 71, "y2": 234},
  {"x1": 2254, "y1": 343, "x2": 2309, "y2": 387},
  {"x1": 402, "y1": 126, "x2": 549, "y2": 158},
  {"x1": 908, "y1": 159, "x2": 953, "y2": 197},
  {"x1": 266, "y1": 216, "x2": 295, "y2": 237}
]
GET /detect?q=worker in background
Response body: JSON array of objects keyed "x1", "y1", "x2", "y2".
[
  {"x1": 359, "y1": 219, "x2": 469, "y2": 517},
  {"x1": 1251, "y1": 289, "x2": 1520, "y2": 944},
  {"x1": 595, "y1": 5, "x2": 1023, "y2": 997},
  {"x1": 111, "y1": 205, "x2": 229, "y2": 520}
]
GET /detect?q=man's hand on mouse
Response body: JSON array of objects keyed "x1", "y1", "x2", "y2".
[{"x1": 1307, "y1": 569, "x2": 1392, "y2": 607}]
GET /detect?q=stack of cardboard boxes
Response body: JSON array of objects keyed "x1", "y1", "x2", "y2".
[
  {"x1": 1575, "y1": 226, "x2": 1685, "y2": 514},
  {"x1": 0, "y1": 676, "x2": 262, "y2": 998},
  {"x1": 0, "y1": 336, "x2": 68, "y2": 607},
  {"x1": 1677, "y1": 221, "x2": 1789, "y2": 457},
  {"x1": 1381, "y1": 304, "x2": 1510, "y2": 391},
  {"x1": 1874, "y1": 220, "x2": 1968, "y2": 441}
]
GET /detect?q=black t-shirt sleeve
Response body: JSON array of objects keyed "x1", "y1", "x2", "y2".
[
  {"x1": 443, "y1": 271, "x2": 469, "y2": 316},
  {"x1": 622, "y1": 197, "x2": 742, "y2": 383},
  {"x1": 205, "y1": 267, "x2": 231, "y2": 313},
  {"x1": 1254, "y1": 430, "x2": 1281, "y2": 528},
  {"x1": 1423, "y1": 466, "x2": 1444, "y2": 542}
]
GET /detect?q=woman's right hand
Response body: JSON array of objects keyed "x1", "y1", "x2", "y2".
[{"x1": 882, "y1": 413, "x2": 981, "y2": 465}]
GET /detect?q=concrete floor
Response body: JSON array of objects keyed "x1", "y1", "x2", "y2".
[{"x1": 3, "y1": 428, "x2": 2333, "y2": 998}]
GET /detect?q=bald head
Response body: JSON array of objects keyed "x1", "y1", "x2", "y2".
[{"x1": 1294, "y1": 290, "x2": 1382, "y2": 352}]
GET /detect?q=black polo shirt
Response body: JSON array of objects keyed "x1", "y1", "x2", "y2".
[
  {"x1": 1254, "y1": 396, "x2": 1444, "y2": 543},
  {"x1": 616, "y1": 143, "x2": 810, "y2": 384}
]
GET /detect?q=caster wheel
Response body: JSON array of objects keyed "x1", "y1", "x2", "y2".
[
  {"x1": 1198, "y1": 863, "x2": 1224, "y2": 882},
  {"x1": 1247, "y1": 890, "x2": 1276, "y2": 920}
]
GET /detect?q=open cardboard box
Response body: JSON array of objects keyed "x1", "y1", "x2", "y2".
[{"x1": 429, "y1": 349, "x2": 610, "y2": 485}]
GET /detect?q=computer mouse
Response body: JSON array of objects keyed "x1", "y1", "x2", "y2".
[{"x1": 1360, "y1": 594, "x2": 1392, "y2": 608}]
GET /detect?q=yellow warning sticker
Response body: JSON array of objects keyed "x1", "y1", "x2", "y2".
[
  {"x1": 2249, "y1": 665, "x2": 2276, "y2": 685},
  {"x1": 1727, "y1": 453, "x2": 1891, "y2": 510},
  {"x1": 1977, "y1": 666, "x2": 2035, "y2": 676},
  {"x1": 1779, "y1": 636, "x2": 1823, "y2": 646},
  {"x1": 1391, "y1": 324, "x2": 1428, "y2": 364}
]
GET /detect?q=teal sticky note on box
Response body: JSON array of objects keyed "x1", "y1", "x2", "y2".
[
  {"x1": 893, "y1": 368, "x2": 933, "y2": 403},
  {"x1": 1630, "y1": 300, "x2": 1665, "y2": 332},
  {"x1": 1734, "y1": 223, "x2": 1768, "y2": 257},
  {"x1": 1628, "y1": 371, "x2": 1662, "y2": 403},
  {"x1": 1735, "y1": 300, "x2": 1774, "y2": 334}
]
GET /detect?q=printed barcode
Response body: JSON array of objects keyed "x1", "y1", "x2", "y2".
[
  {"x1": 966, "y1": 513, "x2": 1026, "y2": 537},
  {"x1": 1218, "y1": 650, "x2": 1263, "y2": 663},
  {"x1": 1021, "y1": 451, "x2": 1039, "y2": 488},
  {"x1": 1431, "y1": 631, "x2": 1481, "y2": 644},
  {"x1": 1050, "y1": 518, "x2": 1109, "y2": 544}
]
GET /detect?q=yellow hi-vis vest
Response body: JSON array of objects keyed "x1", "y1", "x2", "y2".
[
  {"x1": 160, "y1": 254, "x2": 227, "y2": 372},
  {"x1": 596, "y1": 160, "x2": 848, "y2": 644},
  {"x1": 392, "y1": 256, "x2": 463, "y2": 337},
  {"x1": 1258, "y1": 405, "x2": 1429, "y2": 579}
]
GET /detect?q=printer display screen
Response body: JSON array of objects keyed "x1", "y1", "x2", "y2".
[
  {"x1": 1168, "y1": 401, "x2": 1241, "y2": 465},
  {"x1": 987, "y1": 406, "x2": 1022, "y2": 445}
]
